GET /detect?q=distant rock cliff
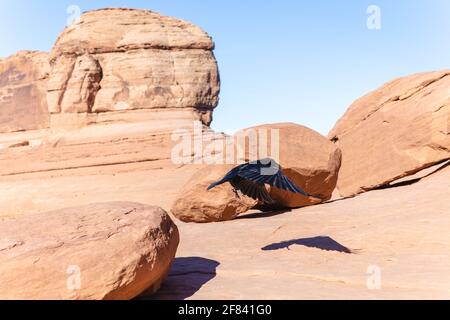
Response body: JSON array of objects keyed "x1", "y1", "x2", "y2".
[
  {"x1": 0, "y1": 8, "x2": 221, "y2": 175},
  {"x1": 0, "y1": 51, "x2": 50, "y2": 133},
  {"x1": 47, "y1": 8, "x2": 220, "y2": 125}
]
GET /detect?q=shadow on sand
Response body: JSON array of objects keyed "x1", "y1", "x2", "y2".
[
  {"x1": 143, "y1": 257, "x2": 220, "y2": 300},
  {"x1": 262, "y1": 236, "x2": 354, "y2": 254},
  {"x1": 236, "y1": 209, "x2": 292, "y2": 220},
  {"x1": 376, "y1": 159, "x2": 450, "y2": 190}
]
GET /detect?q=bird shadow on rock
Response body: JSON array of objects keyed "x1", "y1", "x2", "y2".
[
  {"x1": 262, "y1": 236, "x2": 354, "y2": 254},
  {"x1": 142, "y1": 257, "x2": 220, "y2": 300}
]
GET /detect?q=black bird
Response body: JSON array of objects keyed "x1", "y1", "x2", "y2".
[{"x1": 207, "y1": 158, "x2": 310, "y2": 204}]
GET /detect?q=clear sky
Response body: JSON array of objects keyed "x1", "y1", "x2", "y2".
[{"x1": 1, "y1": 0, "x2": 450, "y2": 135}]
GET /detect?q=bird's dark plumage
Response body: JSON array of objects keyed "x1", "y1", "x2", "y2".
[{"x1": 207, "y1": 158, "x2": 309, "y2": 204}]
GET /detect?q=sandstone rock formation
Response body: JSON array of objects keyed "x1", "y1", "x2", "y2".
[
  {"x1": 329, "y1": 71, "x2": 450, "y2": 197},
  {"x1": 0, "y1": 51, "x2": 50, "y2": 133},
  {"x1": 0, "y1": 202, "x2": 179, "y2": 300},
  {"x1": 2, "y1": 6, "x2": 449, "y2": 301},
  {"x1": 171, "y1": 165, "x2": 258, "y2": 223},
  {"x1": 236, "y1": 123, "x2": 342, "y2": 208},
  {"x1": 48, "y1": 8, "x2": 220, "y2": 125},
  {"x1": 0, "y1": 8, "x2": 220, "y2": 177}
]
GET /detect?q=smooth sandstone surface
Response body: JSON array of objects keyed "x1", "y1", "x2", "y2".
[
  {"x1": 0, "y1": 140, "x2": 448, "y2": 300},
  {"x1": 0, "y1": 159, "x2": 198, "y2": 219},
  {"x1": 0, "y1": 202, "x2": 179, "y2": 300},
  {"x1": 151, "y1": 164, "x2": 450, "y2": 300},
  {"x1": 329, "y1": 71, "x2": 450, "y2": 197}
]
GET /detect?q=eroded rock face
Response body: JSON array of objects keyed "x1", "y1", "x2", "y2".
[
  {"x1": 47, "y1": 8, "x2": 220, "y2": 124},
  {"x1": 329, "y1": 71, "x2": 450, "y2": 197},
  {"x1": 0, "y1": 51, "x2": 50, "y2": 133},
  {"x1": 0, "y1": 8, "x2": 221, "y2": 176},
  {"x1": 0, "y1": 202, "x2": 179, "y2": 300},
  {"x1": 237, "y1": 123, "x2": 342, "y2": 208},
  {"x1": 171, "y1": 165, "x2": 258, "y2": 223},
  {"x1": 47, "y1": 54, "x2": 102, "y2": 113}
]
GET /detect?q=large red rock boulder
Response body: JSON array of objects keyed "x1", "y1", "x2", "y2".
[
  {"x1": 329, "y1": 71, "x2": 450, "y2": 197},
  {"x1": 0, "y1": 202, "x2": 179, "y2": 300},
  {"x1": 237, "y1": 123, "x2": 342, "y2": 208},
  {"x1": 171, "y1": 165, "x2": 258, "y2": 223},
  {"x1": 171, "y1": 123, "x2": 342, "y2": 222}
]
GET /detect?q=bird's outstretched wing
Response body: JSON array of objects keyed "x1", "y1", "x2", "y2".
[
  {"x1": 230, "y1": 176, "x2": 275, "y2": 204},
  {"x1": 237, "y1": 161, "x2": 309, "y2": 196},
  {"x1": 206, "y1": 159, "x2": 310, "y2": 203}
]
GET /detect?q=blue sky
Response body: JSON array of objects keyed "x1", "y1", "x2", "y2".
[{"x1": 1, "y1": 0, "x2": 450, "y2": 135}]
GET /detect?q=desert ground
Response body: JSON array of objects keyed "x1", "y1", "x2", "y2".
[{"x1": 1, "y1": 157, "x2": 449, "y2": 299}]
